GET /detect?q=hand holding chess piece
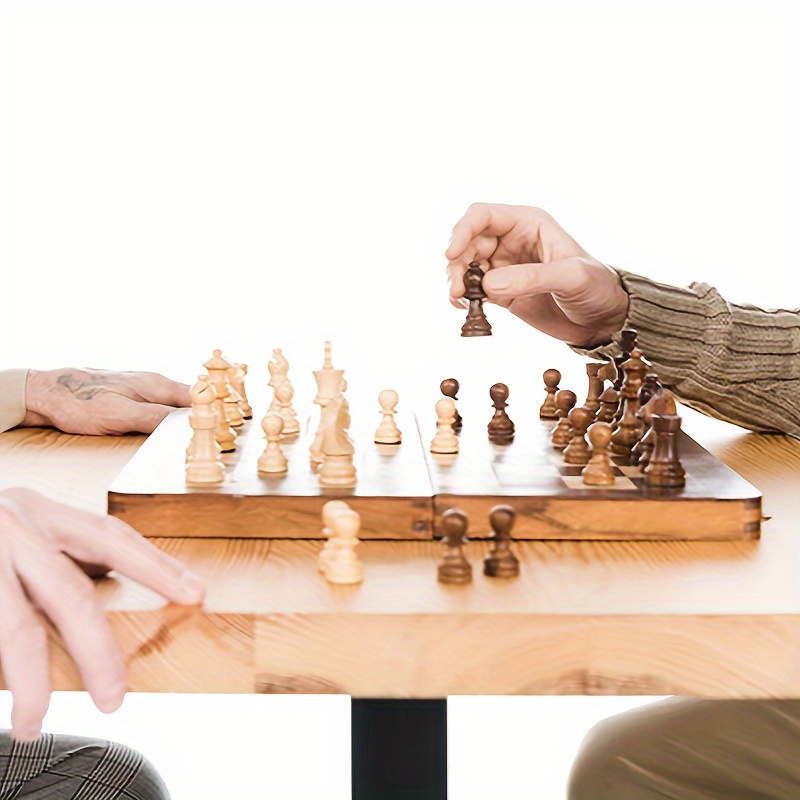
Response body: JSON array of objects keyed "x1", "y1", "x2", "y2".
[
  {"x1": 437, "y1": 508, "x2": 472, "y2": 584},
  {"x1": 323, "y1": 508, "x2": 363, "y2": 585},
  {"x1": 374, "y1": 389, "x2": 402, "y2": 444},
  {"x1": 483, "y1": 504, "x2": 520, "y2": 578}
]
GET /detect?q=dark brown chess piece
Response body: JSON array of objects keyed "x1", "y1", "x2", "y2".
[
  {"x1": 437, "y1": 508, "x2": 472, "y2": 584},
  {"x1": 583, "y1": 363, "x2": 604, "y2": 415},
  {"x1": 639, "y1": 374, "x2": 662, "y2": 408},
  {"x1": 563, "y1": 406, "x2": 593, "y2": 465},
  {"x1": 582, "y1": 422, "x2": 616, "y2": 486},
  {"x1": 636, "y1": 391, "x2": 677, "y2": 469},
  {"x1": 483, "y1": 504, "x2": 520, "y2": 578},
  {"x1": 644, "y1": 413, "x2": 686, "y2": 488},
  {"x1": 539, "y1": 369, "x2": 561, "y2": 420},
  {"x1": 440, "y1": 378, "x2": 463, "y2": 430},
  {"x1": 596, "y1": 386, "x2": 620, "y2": 423},
  {"x1": 611, "y1": 347, "x2": 649, "y2": 458},
  {"x1": 551, "y1": 389, "x2": 577, "y2": 450},
  {"x1": 487, "y1": 383, "x2": 515, "y2": 442},
  {"x1": 460, "y1": 262, "x2": 492, "y2": 337},
  {"x1": 613, "y1": 328, "x2": 638, "y2": 391},
  {"x1": 630, "y1": 377, "x2": 665, "y2": 466},
  {"x1": 597, "y1": 361, "x2": 617, "y2": 385}
]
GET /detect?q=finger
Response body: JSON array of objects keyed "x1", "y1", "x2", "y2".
[
  {"x1": 10, "y1": 492, "x2": 205, "y2": 606},
  {"x1": 102, "y1": 396, "x2": 178, "y2": 435},
  {"x1": 128, "y1": 373, "x2": 191, "y2": 408},
  {"x1": 481, "y1": 258, "x2": 588, "y2": 304},
  {"x1": 0, "y1": 531, "x2": 51, "y2": 741},
  {"x1": 445, "y1": 203, "x2": 522, "y2": 261},
  {"x1": 16, "y1": 548, "x2": 127, "y2": 714}
]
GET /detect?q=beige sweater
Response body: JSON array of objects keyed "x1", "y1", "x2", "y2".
[{"x1": 1, "y1": 273, "x2": 798, "y2": 436}]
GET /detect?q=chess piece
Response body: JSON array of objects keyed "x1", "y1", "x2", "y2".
[
  {"x1": 563, "y1": 406, "x2": 593, "y2": 465},
  {"x1": 460, "y1": 262, "x2": 492, "y2": 337},
  {"x1": 275, "y1": 381, "x2": 300, "y2": 436},
  {"x1": 324, "y1": 508, "x2": 363, "y2": 585},
  {"x1": 613, "y1": 328, "x2": 638, "y2": 391},
  {"x1": 597, "y1": 361, "x2": 617, "y2": 385},
  {"x1": 230, "y1": 363, "x2": 253, "y2": 419},
  {"x1": 487, "y1": 383, "x2": 515, "y2": 442},
  {"x1": 639, "y1": 373, "x2": 662, "y2": 408},
  {"x1": 636, "y1": 391, "x2": 677, "y2": 469},
  {"x1": 582, "y1": 422, "x2": 616, "y2": 486},
  {"x1": 611, "y1": 348, "x2": 649, "y2": 458},
  {"x1": 644, "y1": 414, "x2": 686, "y2": 488},
  {"x1": 311, "y1": 341, "x2": 346, "y2": 465},
  {"x1": 437, "y1": 508, "x2": 472, "y2": 584},
  {"x1": 257, "y1": 413, "x2": 289, "y2": 474},
  {"x1": 319, "y1": 396, "x2": 357, "y2": 487},
  {"x1": 551, "y1": 389, "x2": 577, "y2": 450},
  {"x1": 539, "y1": 369, "x2": 561, "y2": 419},
  {"x1": 583, "y1": 363, "x2": 604, "y2": 415},
  {"x1": 318, "y1": 500, "x2": 351, "y2": 573},
  {"x1": 268, "y1": 348, "x2": 290, "y2": 413},
  {"x1": 185, "y1": 375, "x2": 225, "y2": 485},
  {"x1": 440, "y1": 378, "x2": 463, "y2": 430},
  {"x1": 203, "y1": 349, "x2": 237, "y2": 452},
  {"x1": 374, "y1": 389, "x2": 402, "y2": 444},
  {"x1": 430, "y1": 397, "x2": 459, "y2": 454},
  {"x1": 483, "y1": 504, "x2": 520, "y2": 578},
  {"x1": 596, "y1": 386, "x2": 620, "y2": 423},
  {"x1": 630, "y1": 377, "x2": 665, "y2": 465}
]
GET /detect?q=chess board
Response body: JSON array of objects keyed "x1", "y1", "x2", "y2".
[{"x1": 108, "y1": 394, "x2": 763, "y2": 542}]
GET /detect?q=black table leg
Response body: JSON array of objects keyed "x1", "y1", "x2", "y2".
[{"x1": 351, "y1": 698, "x2": 447, "y2": 800}]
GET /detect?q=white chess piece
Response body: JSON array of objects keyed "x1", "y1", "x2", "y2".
[
  {"x1": 318, "y1": 499, "x2": 351, "y2": 572},
  {"x1": 374, "y1": 389, "x2": 401, "y2": 444},
  {"x1": 203, "y1": 349, "x2": 237, "y2": 451},
  {"x1": 268, "y1": 348, "x2": 290, "y2": 413},
  {"x1": 310, "y1": 341, "x2": 345, "y2": 465},
  {"x1": 257, "y1": 413, "x2": 289, "y2": 474},
  {"x1": 275, "y1": 381, "x2": 301, "y2": 436},
  {"x1": 229, "y1": 363, "x2": 253, "y2": 419},
  {"x1": 324, "y1": 508, "x2": 363, "y2": 585},
  {"x1": 319, "y1": 396, "x2": 357, "y2": 487},
  {"x1": 430, "y1": 397, "x2": 459, "y2": 454},
  {"x1": 186, "y1": 375, "x2": 225, "y2": 485}
]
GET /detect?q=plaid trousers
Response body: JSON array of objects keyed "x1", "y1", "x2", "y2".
[{"x1": 0, "y1": 732, "x2": 169, "y2": 800}]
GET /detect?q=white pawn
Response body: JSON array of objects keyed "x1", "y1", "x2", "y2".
[
  {"x1": 324, "y1": 508, "x2": 363, "y2": 585},
  {"x1": 275, "y1": 381, "x2": 300, "y2": 436},
  {"x1": 374, "y1": 389, "x2": 402, "y2": 444},
  {"x1": 318, "y1": 499, "x2": 351, "y2": 573},
  {"x1": 257, "y1": 414, "x2": 288, "y2": 474},
  {"x1": 430, "y1": 397, "x2": 459, "y2": 454}
]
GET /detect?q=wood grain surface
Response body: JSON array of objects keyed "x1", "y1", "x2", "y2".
[{"x1": 1, "y1": 408, "x2": 798, "y2": 698}]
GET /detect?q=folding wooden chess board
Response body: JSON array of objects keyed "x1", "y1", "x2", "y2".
[{"x1": 108, "y1": 396, "x2": 763, "y2": 542}]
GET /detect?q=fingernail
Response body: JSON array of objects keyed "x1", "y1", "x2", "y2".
[{"x1": 178, "y1": 571, "x2": 206, "y2": 603}]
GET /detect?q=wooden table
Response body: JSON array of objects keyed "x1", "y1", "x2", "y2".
[{"x1": 2, "y1": 411, "x2": 800, "y2": 798}]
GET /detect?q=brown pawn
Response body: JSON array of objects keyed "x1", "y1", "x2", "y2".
[
  {"x1": 487, "y1": 383, "x2": 515, "y2": 442},
  {"x1": 644, "y1": 414, "x2": 686, "y2": 488},
  {"x1": 539, "y1": 369, "x2": 561, "y2": 420},
  {"x1": 613, "y1": 328, "x2": 638, "y2": 390},
  {"x1": 582, "y1": 422, "x2": 616, "y2": 486},
  {"x1": 563, "y1": 406, "x2": 593, "y2": 465},
  {"x1": 461, "y1": 262, "x2": 492, "y2": 337},
  {"x1": 437, "y1": 508, "x2": 472, "y2": 584},
  {"x1": 440, "y1": 378, "x2": 463, "y2": 430},
  {"x1": 636, "y1": 391, "x2": 677, "y2": 469},
  {"x1": 483, "y1": 504, "x2": 520, "y2": 578},
  {"x1": 596, "y1": 386, "x2": 620, "y2": 423},
  {"x1": 583, "y1": 363, "x2": 604, "y2": 415},
  {"x1": 551, "y1": 389, "x2": 577, "y2": 450}
]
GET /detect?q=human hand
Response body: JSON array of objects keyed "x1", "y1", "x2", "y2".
[
  {"x1": 0, "y1": 487, "x2": 205, "y2": 742},
  {"x1": 446, "y1": 203, "x2": 629, "y2": 347},
  {"x1": 22, "y1": 368, "x2": 190, "y2": 435}
]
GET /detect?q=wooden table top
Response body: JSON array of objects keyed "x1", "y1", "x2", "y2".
[{"x1": 2, "y1": 410, "x2": 799, "y2": 699}]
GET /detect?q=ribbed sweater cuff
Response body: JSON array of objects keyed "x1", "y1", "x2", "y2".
[{"x1": 0, "y1": 369, "x2": 28, "y2": 432}]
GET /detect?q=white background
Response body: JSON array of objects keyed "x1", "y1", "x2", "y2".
[{"x1": 1, "y1": 1, "x2": 797, "y2": 798}]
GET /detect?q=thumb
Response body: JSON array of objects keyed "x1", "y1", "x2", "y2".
[{"x1": 482, "y1": 257, "x2": 587, "y2": 304}]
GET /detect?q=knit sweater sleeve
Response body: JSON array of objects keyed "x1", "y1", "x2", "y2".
[{"x1": 573, "y1": 270, "x2": 800, "y2": 437}]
